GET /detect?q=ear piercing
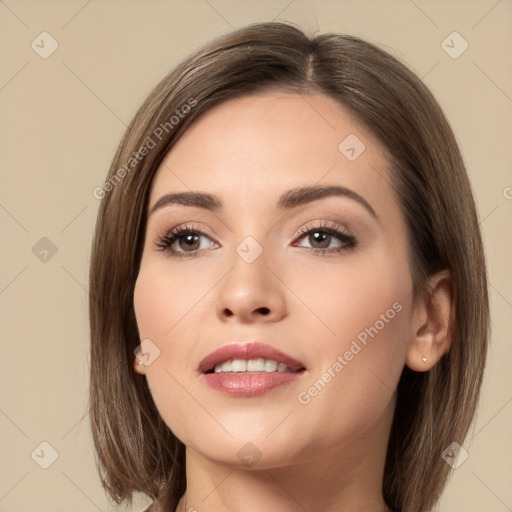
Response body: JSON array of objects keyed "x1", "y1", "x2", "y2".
[{"x1": 422, "y1": 356, "x2": 428, "y2": 363}]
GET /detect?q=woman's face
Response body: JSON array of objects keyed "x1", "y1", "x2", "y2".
[{"x1": 134, "y1": 91, "x2": 416, "y2": 469}]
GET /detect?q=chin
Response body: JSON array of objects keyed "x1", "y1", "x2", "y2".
[{"x1": 188, "y1": 437, "x2": 300, "y2": 471}]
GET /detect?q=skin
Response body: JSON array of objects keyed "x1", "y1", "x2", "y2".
[{"x1": 133, "y1": 91, "x2": 453, "y2": 512}]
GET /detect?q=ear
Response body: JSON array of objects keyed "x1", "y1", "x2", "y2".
[
  {"x1": 406, "y1": 269, "x2": 454, "y2": 372},
  {"x1": 133, "y1": 354, "x2": 146, "y2": 375}
]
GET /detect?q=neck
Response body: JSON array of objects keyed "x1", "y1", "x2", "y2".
[{"x1": 176, "y1": 403, "x2": 394, "y2": 512}]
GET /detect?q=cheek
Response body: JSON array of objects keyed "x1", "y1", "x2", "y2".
[
  {"x1": 133, "y1": 260, "x2": 218, "y2": 444},
  {"x1": 133, "y1": 260, "x2": 203, "y2": 379},
  {"x1": 291, "y1": 251, "x2": 412, "y2": 439},
  {"x1": 293, "y1": 247, "x2": 411, "y2": 351},
  {"x1": 133, "y1": 258, "x2": 211, "y2": 339},
  {"x1": 133, "y1": 274, "x2": 165, "y2": 340}
]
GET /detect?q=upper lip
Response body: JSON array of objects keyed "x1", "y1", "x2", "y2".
[{"x1": 198, "y1": 342, "x2": 306, "y2": 373}]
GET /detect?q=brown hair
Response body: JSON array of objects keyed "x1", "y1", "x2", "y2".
[{"x1": 89, "y1": 22, "x2": 489, "y2": 512}]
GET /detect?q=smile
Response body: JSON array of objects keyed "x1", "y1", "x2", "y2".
[{"x1": 199, "y1": 342, "x2": 306, "y2": 396}]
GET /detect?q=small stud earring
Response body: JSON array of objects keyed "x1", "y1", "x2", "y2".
[{"x1": 422, "y1": 356, "x2": 428, "y2": 363}]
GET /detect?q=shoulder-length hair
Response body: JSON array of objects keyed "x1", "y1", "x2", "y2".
[{"x1": 89, "y1": 22, "x2": 489, "y2": 512}]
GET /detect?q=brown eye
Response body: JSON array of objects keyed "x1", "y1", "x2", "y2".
[
  {"x1": 156, "y1": 226, "x2": 218, "y2": 258},
  {"x1": 294, "y1": 223, "x2": 357, "y2": 255}
]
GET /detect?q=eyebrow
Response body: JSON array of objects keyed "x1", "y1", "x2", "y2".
[{"x1": 150, "y1": 185, "x2": 378, "y2": 220}]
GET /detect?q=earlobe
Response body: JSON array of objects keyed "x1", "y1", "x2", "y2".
[
  {"x1": 133, "y1": 357, "x2": 146, "y2": 375},
  {"x1": 405, "y1": 269, "x2": 454, "y2": 372}
]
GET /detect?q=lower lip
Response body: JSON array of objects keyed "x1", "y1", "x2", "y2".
[{"x1": 201, "y1": 371, "x2": 304, "y2": 397}]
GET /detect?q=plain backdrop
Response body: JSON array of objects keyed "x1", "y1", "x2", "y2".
[{"x1": 1, "y1": 1, "x2": 511, "y2": 511}]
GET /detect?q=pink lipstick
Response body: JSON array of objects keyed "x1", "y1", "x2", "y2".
[{"x1": 199, "y1": 342, "x2": 306, "y2": 397}]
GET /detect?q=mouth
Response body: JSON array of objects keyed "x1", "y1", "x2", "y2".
[
  {"x1": 199, "y1": 342, "x2": 306, "y2": 396},
  {"x1": 207, "y1": 358, "x2": 299, "y2": 374}
]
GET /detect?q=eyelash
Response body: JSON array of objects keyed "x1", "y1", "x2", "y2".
[{"x1": 154, "y1": 221, "x2": 357, "y2": 259}]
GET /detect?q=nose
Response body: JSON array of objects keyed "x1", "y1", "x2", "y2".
[{"x1": 216, "y1": 247, "x2": 288, "y2": 324}]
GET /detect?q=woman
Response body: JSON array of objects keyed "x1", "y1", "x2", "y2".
[{"x1": 89, "y1": 22, "x2": 489, "y2": 512}]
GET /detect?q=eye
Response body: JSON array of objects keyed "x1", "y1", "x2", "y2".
[
  {"x1": 154, "y1": 221, "x2": 357, "y2": 259},
  {"x1": 155, "y1": 225, "x2": 219, "y2": 258},
  {"x1": 294, "y1": 222, "x2": 357, "y2": 255}
]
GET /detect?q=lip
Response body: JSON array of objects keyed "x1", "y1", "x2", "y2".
[{"x1": 198, "y1": 341, "x2": 306, "y2": 397}]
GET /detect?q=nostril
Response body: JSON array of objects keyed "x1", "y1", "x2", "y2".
[{"x1": 222, "y1": 306, "x2": 270, "y2": 317}]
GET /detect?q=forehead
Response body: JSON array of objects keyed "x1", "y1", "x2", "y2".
[{"x1": 149, "y1": 91, "x2": 394, "y2": 216}]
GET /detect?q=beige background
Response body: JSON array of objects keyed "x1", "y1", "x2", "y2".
[{"x1": 1, "y1": 1, "x2": 511, "y2": 511}]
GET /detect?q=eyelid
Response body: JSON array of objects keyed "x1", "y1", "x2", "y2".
[
  {"x1": 293, "y1": 220, "x2": 351, "y2": 239},
  {"x1": 155, "y1": 222, "x2": 216, "y2": 242}
]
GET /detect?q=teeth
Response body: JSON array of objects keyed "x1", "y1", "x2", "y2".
[
  {"x1": 247, "y1": 358, "x2": 265, "y2": 371},
  {"x1": 264, "y1": 359, "x2": 278, "y2": 372},
  {"x1": 213, "y1": 358, "x2": 296, "y2": 373},
  {"x1": 231, "y1": 359, "x2": 247, "y2": 372}
]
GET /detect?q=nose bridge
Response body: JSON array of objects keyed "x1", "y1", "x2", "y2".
[{"x1": 216, "y1": 236, "x2": 287, "y2": 323}]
